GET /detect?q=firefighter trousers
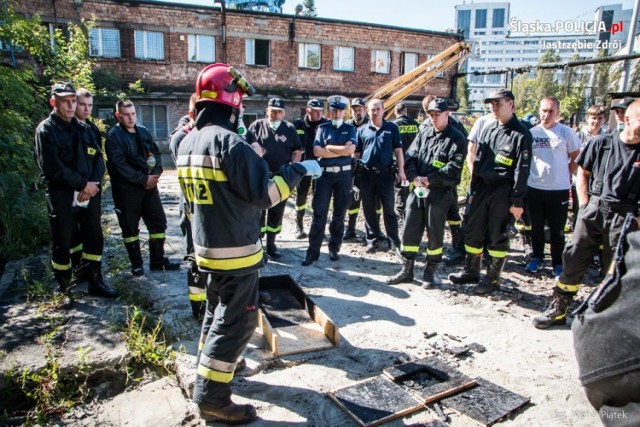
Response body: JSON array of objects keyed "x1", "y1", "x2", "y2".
[
  {"x1": 261, "y1": 198, "x2": 287, "y2": 236},
  {"x1": 464, "y1": 181, "x2": 512, "y2": 258},
  {"x1": 401, "y1": 187, "x2": 451, "y2": 262},
  {"x1": 360, "y1": 170, "x2": 400, "y2": 247},
  {"x1": 112, "y1": 185, "x2": 167, "y2": 242},
  {"x1": 193, "y1": 270, "x2": 259, "y2": 407},
  {"x1": 295, "y1": 176, "x2": 313, "y2": 212}
]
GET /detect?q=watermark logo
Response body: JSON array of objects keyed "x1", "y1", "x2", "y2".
[{"x1": 509, "y1": 17, "x2": 623, "y2": 36}]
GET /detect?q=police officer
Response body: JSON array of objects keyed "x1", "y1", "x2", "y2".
[
  {"x1": 246, "y1": 98, "x2": 302, "y2": 258},
  {"x1": 293, "y1": 99, "x2": 328, "y2": 239},
  {"x1": 388, "y1": 98, "x2": 467, "y2": 287},
  {"x1": 35, "y1": 82, "x2": 116, "y2": 307},
  {"x1": 106, "y1": 100, "x2": 180, "y2": 275},
  {"x1": 302, "y1": 95, "x2": 356, "y2": 266},
  {"x1": 355, "y1": 98, "x2": 405, "y2": 255},
  {"x1": 176, "y1": 63, "x2": 320, "y2": 423},
  {"x1": 449, "y1": 88, "x2": 532, "y2": 294},
  {"x1": 393, "y1": 102, "x2": 419, "y2": 219},
  {"x1": 533, "y1": 99, "x2": 640, "y2": 329}
]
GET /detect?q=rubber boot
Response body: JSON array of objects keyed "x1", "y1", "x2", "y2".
[
  {"x1": 444, "y1": 225, "x2": 465, "y2": 266},
  {"x1": 53, "y1": 269, "x2": 73, "y2": 309},
  {"x1": 387, "y1": 258, "x2": 415, "y2": 284},
  {"x1": 198, "y1": 402, "x2": 257, "y2": 424},
  {"x1": 149, "y1": 238, "x2": 181, "y2": 271},
  {"x1": 295, "y1": 210, "x2": 307, "y2": 239},
  {"x1": 70, "y1": 250, "x2": 88, "y2": 284},
  {"x1": 86, "y1": 261, "x2": 118, "y2": 298},
  {"x1": 473, "y1": 256, "x2": 506, "y2": 294},
  {"x1": 125, "y1": 240, "x2": 144, "y2": 276},
  {"x1": 188, "y1": 258, "x2": 206, "y2": 321},
  {"x1": 533, "y1": 288, "x2": 575, "y2": 329},
  {"x1": 422, "y1": 262, "x2": 442, "y2": 289},
  {"x1": 448, "y1": 253, "x2": 482, "y2": 284},
  {"x1": 266, "y1": 233, "x2": 281, "y2": 259},
  {"x1": 343, "y1": 214, "x2": 357, "y2": 240}
]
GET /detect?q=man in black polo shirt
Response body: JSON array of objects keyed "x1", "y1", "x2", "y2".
[
  {"x1": 533, "y1": 99, "x2": 640, "y2": 329},
  {"x1": 355, "y1": 98, "x2": 405, "y2": 256},
  {"x1": 293, "y1": 99, "x2": 329, "y2": 239},
  {"x1": 247, "y1": 98, "x2": 302, "y2": 258},
  {"x1": 393, "y1": 102, "x2": 419, "y2": 219}
]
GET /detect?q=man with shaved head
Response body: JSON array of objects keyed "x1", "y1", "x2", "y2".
[{"x1": 534, "y1": 99, "x2": 640, "y2": 329}]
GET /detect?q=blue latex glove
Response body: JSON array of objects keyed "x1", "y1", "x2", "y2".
[{"x1": 299, "y1": 160, "x2": 322, "y2": 179}]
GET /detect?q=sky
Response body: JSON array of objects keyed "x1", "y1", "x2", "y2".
[{"x1": 158, "y1": 0, "x2": 636, "y2": 33}]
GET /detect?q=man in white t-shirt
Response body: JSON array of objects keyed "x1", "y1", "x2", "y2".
[{"x1": 525, "y1": 96, "x2": 581, "y2": 276}]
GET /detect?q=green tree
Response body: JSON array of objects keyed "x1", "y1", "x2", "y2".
[
  {"x1": 511, "y1": 73, "x2": 536, "y2": 117},
  {"x1": 456, "y1": 76, "x2": 470, "y2": 112},
  {"x1": 591, "y1": 50, "x2": 612, "y2": 106},
  {"x1": 302, "y1": 0, "x2": 317, "y2": 17},
  {"x1": 533, "y1": 50, "x2": 561, "y2": 102}
]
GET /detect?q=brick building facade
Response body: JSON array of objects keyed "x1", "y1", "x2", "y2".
[{"x1": 7, "y1": 0, "x2": 461, "y2": 150}]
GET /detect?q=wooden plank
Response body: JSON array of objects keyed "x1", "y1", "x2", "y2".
[
  {"x1": 258, "y1": 310, "x2": 279, "y2": 355},
  {"x1": 440, "y1": 377, "x2": 530, "y2": 426},
  {"x1": 383, "y1": 357, "x2": 477, "y2": 404},
  {"x1": 327, "y1": 375, "x2": 424, "y2": 426},
  {"x1": 272, "y1": 322, "x2": 335, "y2": 356}
]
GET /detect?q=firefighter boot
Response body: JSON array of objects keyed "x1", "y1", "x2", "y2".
[
  {"x1": 87, "y1": 261, "x2": 118, "y2": 298},
  {"x1": 386, "y1": 258, "x2": 415, "y2": 284},
  {"x1": 473, "y1": 256, "x2": 506, "y2": 295},
  {"x1": 53, "y1": 269, "x2": 73, "y2": 309},
  {"x1": 266, "y1": 233, "x2": 281, "y2": 259},
  {"x1": 533, "y1": 288, "x2": 574, "y2": 329},
  {"x1": 448, "y1": 253, "x2": 482, "y2": 284},
  {"x1": 343, "y1": 214, "x2": 357, "y2": 240},
  {"x1": 149, "y1": 238, "x2": 181, "y2": 271},
  {"x1": 125, "y1": 240, "x2": 144, "y2": 276},
  {"x1": 422, "y1": 262, "x2": 442, "y2": 289},
  {"x1": 70, "y1": 250, "x2": 88, "y2": 284},
  {"x1": 198, "y1": 401, "x2": 257, "y2": 424},
  {"x1": 444, "y1": 225, "x2": 465, "y2": 266},
  {"x1": 295, "y1": 210, "x2": 307, "y2": 239}
]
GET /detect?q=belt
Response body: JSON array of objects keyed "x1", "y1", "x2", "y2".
[{"x1": 322, "y1": 165, "x2": 351, "y2": 173}]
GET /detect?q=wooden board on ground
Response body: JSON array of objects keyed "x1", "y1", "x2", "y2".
[
  {"x1": 383, "y1": 357, "x2": 477, "y2": 404},
  {"x1": 440, "y1": 377, "x2": 530, "y2": 426},
  {"x1": 327, "y1": 375, "x2": 425, "y2": 426},
  {"x1": 258, "y1": 275, "x2": 339, "y2": 356}
]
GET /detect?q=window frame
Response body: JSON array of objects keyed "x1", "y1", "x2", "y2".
[
  {"x1": 333, "y1": 46, "x2": 355, "y2": 72},
  {"x1": 245, "y1": 38, "x2": 271, "y2": 66},
  {"x1": 188, "y1": 34, "x2": 215, "y2": 63},
  {"x1": 138, "y1": 104, "x2": 168, "y2": 139},
  {"x1": 401, "y1": 52, "x2": 419, "y2": 75},
  {"x1": 371, "y1": 49, "x2": 390, "y2": 74},
  {"x1": 134, "y1": 30, "x2": 165, "y2": 61},
  {"x1": 298, "y1": 43, "x2": 321, "y2": 69},
  {"x1": 89, "y1": 28, "x2": 121, "y2": 58}
]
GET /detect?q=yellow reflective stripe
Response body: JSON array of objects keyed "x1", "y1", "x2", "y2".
[
  {"x1": 296, "y1": 129, "x2": 305, "y2": 134},
  {"x1": 447, "y1": 220, "x2": 462, "y2": 226},
  {"x1": 465, "y1": 245, "x2": 483, "y2": 255},
  {"x1": 123, "y1": 235, "x2": 139, "y2": 244},
  {"x1": 376, "y1": 209, "x2": 382, "y2": 214},
  {"x1": 197, "y1": 364, "x2": 234, "y2": 383},
  {"x1": 432, "y1": 160, "x2": 445, "y2": 169},
  {"x1": 599, "y1": 244, "x2": 604, "y2": 250},
  {"x1": 266, "y1": 225, "x2": 282, "y2": 233},
  {"x1": 495, "y1": 154, "x2": 513, "y2": 166},
  {"x1": 515, "y1": 223, "x2": 531, "y2": 231},
  {"x1": 52, "y1": 260, "x2": 72, "y2": 271},
  {"x1": 196, "y1": 250, "x2": 263, "y2": 271},
  {"x1": 87, "y1": 147, "x2": 97, "y2": 155},
  {"x1": 198, "y1": 341, "x2": 205, "y2": 351},
  {"x1": 398, "y1": 125, "x2": 418, "y2": 134},
  {"x1": 401, "y1": 245, "x2": 419, "y2": 253},
  {"x1": 272, "y1": 176, "x2": 290, "y2": 202},
  {"x1": 348, "y1": 208, "x2": 359, "y2": 214},
  {"x1": 260, "y1": 226, "x2": 267, "y2": 233},
  {"x1": 487, "y1": 249, "x2": 507, "y2": 258},
  {"x1": 178, "y1": 166, "x2": 228, "y2": 182},
  {"x1": 69, "y1": 244, "x2": 83, "y2": 254},
  {"x1": 189, "y1": 292, "x2": 206, "y2": 301},
  {"x1": 295, "y1": 204, "x2": 307, "y2": 211},
  {"x1": 556, "y1": 282, "x2": 580, "y2": 293},
  {"x1": 149, "y1": 233, "x2": 165, "y2": 239},
  {"x1": 427, "y1": 247, "x2": 443, "y2": 255},
  {"x1": 82, "y1": 252, "x2": 102, "y2": 262}
]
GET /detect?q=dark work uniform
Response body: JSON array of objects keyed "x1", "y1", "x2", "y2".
[
  {"x1": 465, "y1": 115, "x2": 532, "y2": 258},
  {"x1": 356, "y1": 120, "x2": 403, "y2": 248},
  {"x1": 393, "y1": 114, "x2": 419, "y2": 217},
  {"x1": 557, "y1": 133, "x2": 640, "y2": 294},
  {"x1": 246, "y1": 119, "x2": 301, "y2": 238},
  {"x1": 306, "y1": 122, "x2": 356, "y2": 259},
  {"x1": 34, "y1": 112, "x2": 105, "y2": 287},
  {"x1": 106, "y1": 123, "x2": 168, "y2": 269},
  {"x1": 402, "y1": 124, "x2": 467, "y2": 262},
  {"x1": 293, "y1": 115, "x2": 329, "y2": 231}
]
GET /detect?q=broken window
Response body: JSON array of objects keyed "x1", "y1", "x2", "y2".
[{"x1": 246, "y1": 38, "x2": 270, "y2": 66}]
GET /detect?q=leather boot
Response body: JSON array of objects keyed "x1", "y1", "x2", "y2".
[
  {"x1": 87, "y1": 261, "x2": 118, "y2": 298},
  {"x1": 422, "y1": 262, "x2": 442, "y2": 289},
  {"x1": 149, "y1": 238, "x2": 180, "y2": 271},
  {"x1": 53, "y1": 269, "x2": 73, "y2": 309},
  {"x1": 473, "y1": 256, "x2": 506, "y2": 294},
  {"x1": 533, "y1": 288, "x2": 574, "y2": 329},
  {"x1": 448, "y1": 253, "x2": 482, "y2": 284},
  {"x1": 198, "y1": 401, "x2": 257, "y2": 424},
  {"x1": 295, "y1": 210, "x2": 307, "y2": 239},
  {"x1": 266, "y1": 233, "x2": 281, "y2": 259},
  {"x1": 387, "y1": 258, "x2": 415, "y2": 284},
  {"x1": 444, "y1": 225, "x2": 465, "y2": 266},
  {"x1": 124, "y1": 240, "x2": 144, "y2": 276},
  {"x1": 343, "y1": 214, "x2": 357, "y2": 239}
]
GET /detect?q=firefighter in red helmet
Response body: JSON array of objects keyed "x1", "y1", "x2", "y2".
[{"x1": 176, "y1": 63, "x2": 321, "y2": 424}]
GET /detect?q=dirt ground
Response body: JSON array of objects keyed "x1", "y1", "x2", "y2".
[{"x1": 209, "y1": 169, "x2": 603, "y2": 426}]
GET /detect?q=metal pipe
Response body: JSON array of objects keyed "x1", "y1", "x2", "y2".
[
  {"x1": 214, "y1": 0, "x2": 226, "y2": 63},
  {"x1": 620, "y1": 0, "x2": 640, "y2": 91}
]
